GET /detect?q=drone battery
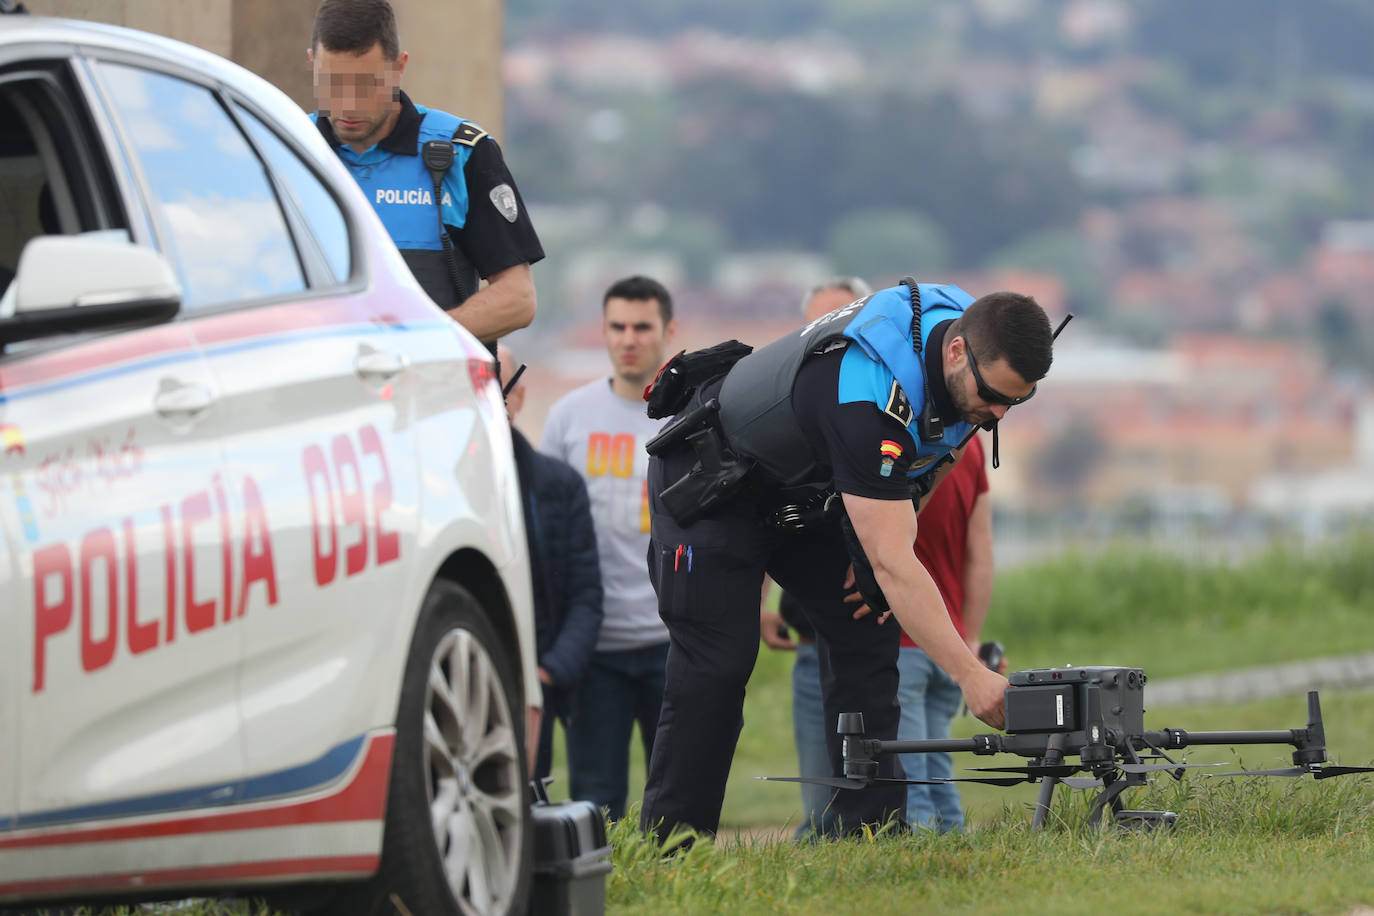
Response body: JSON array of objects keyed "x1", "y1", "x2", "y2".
[{"x1": 1005, "y1": 683, "x2": 1079, "y2": 733}]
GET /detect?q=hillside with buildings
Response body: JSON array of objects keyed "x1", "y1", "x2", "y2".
[{"x1": 501, "y1": 0, "x2": 1374, "y2": 544}]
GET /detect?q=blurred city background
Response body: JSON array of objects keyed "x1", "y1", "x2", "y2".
[{"x1": 29, "y1": 0, "x2": 1374, "y2": 563}]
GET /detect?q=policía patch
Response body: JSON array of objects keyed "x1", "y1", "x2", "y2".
[
  {"x1": 489, "y1": 183, "x2": 519, "y2": 223},
  {"x1": 883, "y1": 379, "x2": 913, "y2": 426},
  {"x1": 879, "y1": 439, "x2": 903, "y2": 477}
]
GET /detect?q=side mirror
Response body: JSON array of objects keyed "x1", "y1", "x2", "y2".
[{"x1": 0, "y1": 234, "x2": 181, "y2": 346}]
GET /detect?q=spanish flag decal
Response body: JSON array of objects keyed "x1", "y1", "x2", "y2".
[{"x1": 879, "y1": 439, "x2": 902, "y2": 477}]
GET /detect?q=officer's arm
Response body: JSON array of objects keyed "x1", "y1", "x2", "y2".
[
  {"x1": 841, "y1": 491, "x2": 1006, "y2": 729},
  {"x1": 443, "y1": 262, "x2": 537, "y2": 343}
]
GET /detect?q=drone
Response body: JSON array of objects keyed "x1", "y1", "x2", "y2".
[{"x1": 763, "y1": 666, "x2": 1374, "y2": 829}]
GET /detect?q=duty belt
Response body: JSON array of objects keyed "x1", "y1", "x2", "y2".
[{"x1": 764, "y1": 489, "x2": 840, "y2": 531}]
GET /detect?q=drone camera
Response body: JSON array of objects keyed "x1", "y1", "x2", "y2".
[{"x1": 1005, "y1": 666, "x2": 1146, "y2": 745}]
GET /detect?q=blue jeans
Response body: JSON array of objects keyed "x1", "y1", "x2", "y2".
[
  {"x1": 896, "y1": 647, "x2": 965, "y2": 831},
  {"x1": 791, "y1": 640, "x2": 838, "y2": 838},
  {"x1": 566, "y1": 642, "x2": 669, "y2": 822}
]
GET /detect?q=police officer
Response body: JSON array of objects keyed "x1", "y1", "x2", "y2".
[
  {"x1": 308, "y1": 0, "x2": 543, "y2": 348},
  {"x1": 640, "y1": 282, "x2": 1055, "y2": 840}
]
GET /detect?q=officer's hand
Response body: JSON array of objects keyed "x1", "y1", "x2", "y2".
[
  {"x1": 760, "y1": 608, "x2": 796, "y2": 650},
  {"x1": 963, "y1": 667, "x2": 1008, "y2": 731},
  {"x1": 841, "y1": 564, "x2": 875, "y2": 620}
]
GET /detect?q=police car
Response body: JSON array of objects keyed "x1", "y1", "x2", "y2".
[{"x1": 0, "y1": 15, "x2": 538, "y2": 916}]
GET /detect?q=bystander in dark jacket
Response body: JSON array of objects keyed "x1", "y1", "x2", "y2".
[{"x1": 501, "y1": 346, "x2": 603, "y2": 781}]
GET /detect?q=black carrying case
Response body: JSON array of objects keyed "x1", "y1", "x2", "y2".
[{"x1": 529, "y1": 780, "x2": 613, "y2": 915}]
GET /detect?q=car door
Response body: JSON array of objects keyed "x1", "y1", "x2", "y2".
[
  {"x1": 0, "y1": 61, "x2": 244, "y2": 822},
  {"x1": 0, "y1": 438, "x2": 18, "y2": 828},
  {"x1": 204, "y1": 97, "x2": 425, "y2": 781},
  {"x1": 91, "y1": 60, "x2": 422, "y2": 781}
]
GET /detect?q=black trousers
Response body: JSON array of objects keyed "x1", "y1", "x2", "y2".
[{"x1": 639, "y1": 448, "x2": 906, "y2": 839}]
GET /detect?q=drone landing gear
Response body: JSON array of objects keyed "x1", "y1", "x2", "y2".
[{"x1": 1114, "y1": 810, "x2": 1178, "y2": 831}]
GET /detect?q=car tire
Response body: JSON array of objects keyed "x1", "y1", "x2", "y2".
[{"x1": 328, "y1": 579, "x2": 533, "y2": 916}]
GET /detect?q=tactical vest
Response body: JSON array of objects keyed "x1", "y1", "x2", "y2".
[
  {"x1": 315, "y1": 107, "x2": 480, "y2": 307},
  {"x1": 717, "y1": 284, "x2": 974, "y2": 488}
]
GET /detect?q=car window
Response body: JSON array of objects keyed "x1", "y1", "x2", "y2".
[
  {"x1": 0, "y1": 88, "x2": 49, "y2": 292},
  {"x1": 233, "y1": 103, "x2": 352, "y2": 286},
  {"x1": 95, "y1": 62, "x2": 305, "y2": 310},
  {"x1": 0, "y1": 67, "x2": 134, "y2": 337},
  {"x1": 0, "y1": 74, "x2": 105, "y2": 290}
]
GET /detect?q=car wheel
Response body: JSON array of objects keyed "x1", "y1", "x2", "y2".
[{"x1": 334, "y1": 579, "x2": 533, "y2": 916}]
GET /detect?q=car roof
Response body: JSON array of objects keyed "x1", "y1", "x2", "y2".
[
  {"x1": 2, "y1": 16, "x2": 247, "y2": 82},
  {"x1": 0, "y1": 15, "x2": 352, "y2": 192}
]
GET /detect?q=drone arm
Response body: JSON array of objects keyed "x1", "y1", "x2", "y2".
[
  {"x1": 1146, "y1": 728, "x2": 1299, "y2": 750},
  {"x1": 876, "y1": 736, "x2": 1000, "y2": 756}
]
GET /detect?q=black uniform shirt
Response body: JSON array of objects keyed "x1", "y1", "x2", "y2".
[
  {"x1": 792, "y1": 347, "x2": 922, "y2": 501},
  {"x1": 315, "y1": 92, "x2": 544, "y2": 278}
]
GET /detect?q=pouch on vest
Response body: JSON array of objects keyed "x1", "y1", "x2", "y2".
[
  {"x1": 644, "y1": 340, "x2": 754, "y2": 419},
  {"x1": 646, "y1": 395, "x2": 752, "y2": 527}
]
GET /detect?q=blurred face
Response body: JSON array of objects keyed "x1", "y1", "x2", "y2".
[
  {"x1": 310, "y1": 42, "x2": 406, "y2": 151},
  {"x1": 803, "y1": 286, "x2": 859, "y2": 323},
  {"x1": 603, "y1": 297, "x2": 675, "y2": 387},
  {"x1": 944, "y1": 335, "x2": 1035, "y2": 426}
]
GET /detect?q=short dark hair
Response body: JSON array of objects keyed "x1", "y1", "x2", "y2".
[
  {"x1": 603, "y1": 275, "x2": 674, "y2": 324},
  {"x1": 312, "y1": 0, "x2": 400, "y2": 60},
  {"x1": 953, "y1": 291, "x2": 1054, "y2": 383}
]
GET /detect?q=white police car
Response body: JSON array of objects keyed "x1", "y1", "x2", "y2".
[{"x1": 0, "y1": 14, "x2": 539, "y2": 916}]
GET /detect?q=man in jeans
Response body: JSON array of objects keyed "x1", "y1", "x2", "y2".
[
  {"x1": 541, "y1": 276, "x2": 676, "y2": 820},
  {"x1": 897, "y1": 433, "x2": 997, "y2": 832}
]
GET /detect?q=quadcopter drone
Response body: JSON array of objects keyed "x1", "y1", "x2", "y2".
[{"x1": 764, "y1": 666, "x2": 1374, "y2": 829}]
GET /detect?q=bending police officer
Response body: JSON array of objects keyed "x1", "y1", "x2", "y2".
[
  {"x1": 308, "y1": 0, "x2": 543, "y2": 349},
  {"x1": 640, "y1": 282, "x2": 1055, "y2": 839}
]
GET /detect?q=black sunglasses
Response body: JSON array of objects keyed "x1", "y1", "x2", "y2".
[{"x1": 965, "y1": 343, "x2": 1036, "y2": 407}]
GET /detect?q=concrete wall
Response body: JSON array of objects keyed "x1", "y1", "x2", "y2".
[{"x1": 26, "y1": 0, "x2": 505, "y2": 137}]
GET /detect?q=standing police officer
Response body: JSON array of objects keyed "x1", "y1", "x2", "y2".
[
  {"x1": 308, "y1": 0, "x2": 543, "y2": 348},
  {"x1": 640, "y1": 282, "x2": 1055, "y2": 840}
]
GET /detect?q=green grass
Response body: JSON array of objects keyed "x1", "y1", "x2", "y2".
[
  {"x1": 991, "y1": 533, "x2": 1374, "y2": 678},
  {"x1": 607, "y1": 775, "x2": 1374, "y2": 915},
  {"x1": 535, "y1": 535, "x2": 1374, "y2": 829},
  {"x1": 593, "y1": 535, "x2": 1374, "y2": 914}
]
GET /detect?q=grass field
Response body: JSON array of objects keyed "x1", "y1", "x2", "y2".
[
  {"x1": 54, "y1": 534, "x2": 1374, "y2": 914},
  {"x1": 546, "y1": 532, "x2": 1374, "y2": 829},
  {"x1": 606, "y1": 772, "x2": 1374, "y2": 915}
]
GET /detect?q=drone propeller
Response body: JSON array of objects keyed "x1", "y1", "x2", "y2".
[
  {"x1": 757, "y1": 771, "x2": 1034, "y2": 790},
  {"x1": 912, "y1": 775, "x2": 1034, "y2": 787},
  {"x1": 1060, "y1": 777, "x2": 1105, "y2": 789},
  {"x1": 1208, "y1": 764, "x2": 1374, "y2": 779},
  {"x1": 1207, "y1": 766, "x2": 1309, "y2": 779},
  {"x1": 1312, "y1": 765, "x2": 1374, "y2": 779},
  {"x1": 1118, "y1": 762, "x2": 1227, "y2": 775},
  {"x1": 966, "y1": 764, "x2": 1083, "y2": 778}
]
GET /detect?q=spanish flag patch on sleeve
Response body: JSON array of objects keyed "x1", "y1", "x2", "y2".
[{"x1": 879, "y1": 439, "x2": 903, "y2": 477}]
